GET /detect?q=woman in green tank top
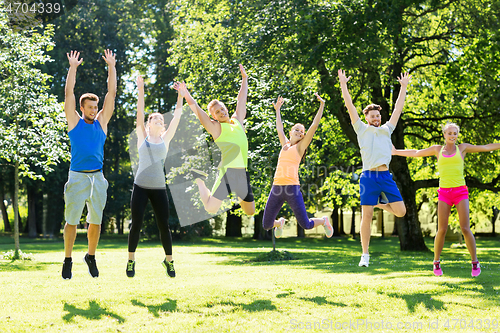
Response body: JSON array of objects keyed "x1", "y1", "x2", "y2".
[
  {"x1": 173, "y1": 65, "x2": 255, "y2": 216},
  {"x1": 393, "y1": 122, "x2": 500, "y2": 277}
]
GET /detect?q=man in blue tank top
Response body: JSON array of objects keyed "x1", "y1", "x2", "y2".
[{"x1": 61, "y1": 50, "x2": 116, "y2": 279}]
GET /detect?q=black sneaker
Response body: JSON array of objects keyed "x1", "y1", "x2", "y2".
[
  {"x1": 62, "y1": 260, "x2": 73, "y2": 280},
  {"x1": 162, "y1": 259, "x2": 175, "y2": 278},
  {"x1": 126, "y1": 260, "x2": 135, "y2": 278},
  {"x1": 83, "y1": 253, "x2": 99, "y2": 278},
  {"x1": 190, "y1": 169, "x2": 208, "y2": 181}
]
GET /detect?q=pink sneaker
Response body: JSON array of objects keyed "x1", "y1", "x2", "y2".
[
  {"x1": 471, "y1": 261, "x2": 481, "y2": 277},
  {"x1": 433, "y1": 261, "x2": 443, "y2": 276},
  {"x1": 323, "y1": 216, "x2": 334, "y2": 238}
]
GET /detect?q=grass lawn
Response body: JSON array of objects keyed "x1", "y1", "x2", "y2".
[{"x1": 1, "y1": 234, "x2": 499, "y2": 332}]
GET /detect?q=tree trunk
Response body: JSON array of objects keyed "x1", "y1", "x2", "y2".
[
  {"x1": 351, "y1": 206, "x2": 356, "y2": 240},
  {"x1": 331, "y1": 207, "x2": 340, "y2": 236},
  {"x1": 0, "y1": 184, "x2": 11, "y2": 232},
  {"x1": 391, "y1": 156, "x2": 428, "y2": 251},
  {"x1": 339, "y1": 208, "x2": 345, "y2": 235},
  {"x1": 14, "y1": 161, "x2": 20, "y2": 256},
  {"x1": 27, "y1": 184, "x2": 38, "y2": 238},
  {"x1": 225, "y1": 204, "x2": 242, "y2": 237},
  {"x1": 253, "y1": 211, "x2": 271, "y2": 240},
  {"x1": 379, "y1": 209, "x2": 385, "y2": 238},
  {"x1": 296, "y1": 223, "x2": 305, "y2": 238},
  {"x1": 491, "y1": 207, "x2": 498, "y2": 237}
]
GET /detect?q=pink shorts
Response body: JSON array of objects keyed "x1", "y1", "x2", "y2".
[{"x1": 437, "y1": 186, "x2": 469, "y2": 206}]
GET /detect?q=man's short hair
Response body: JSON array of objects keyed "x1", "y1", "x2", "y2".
[
  {"x1": 79, "y1": 93, "x2": 99, "y2": 107},
  {"x1": 362, "y1": 104, "x2": 382, "y2": 116}
]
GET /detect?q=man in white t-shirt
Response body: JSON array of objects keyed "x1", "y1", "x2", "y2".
[{"x1": 338, "y1": 69, "x2": 411, "y2": 267}]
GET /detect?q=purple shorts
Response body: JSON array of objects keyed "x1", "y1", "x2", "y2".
[{"x1": 437, "y1": 186, "x2": 468, "y2": 206}]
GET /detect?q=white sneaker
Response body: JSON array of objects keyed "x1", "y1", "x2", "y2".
[
  {"x1": 274, "y1": 217, "x2": 285, "y2": 238},
  {"x1": 359, "y1": 254, "x2": 370, "y2": 267}
]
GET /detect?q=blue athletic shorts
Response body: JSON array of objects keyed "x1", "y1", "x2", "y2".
[{"x1": 359, "y1": 170, "x2": 403, "y2": 206}]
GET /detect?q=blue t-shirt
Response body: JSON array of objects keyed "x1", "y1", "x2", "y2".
[{"x1": 68, "y1": 118, "x2": 106, "y2": 171}]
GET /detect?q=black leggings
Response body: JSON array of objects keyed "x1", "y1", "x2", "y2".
[{"x1": 129, "y1": 184, "x2": 172, "y2": 255}]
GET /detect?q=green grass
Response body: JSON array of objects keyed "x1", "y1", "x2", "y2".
[{"x1": 1, "y1": 234, "x2": 500, "y2": 332}]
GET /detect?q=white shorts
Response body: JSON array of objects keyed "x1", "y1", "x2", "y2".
[{"x1": 64, "y1": 171, "x2": 108, "y2": 225}]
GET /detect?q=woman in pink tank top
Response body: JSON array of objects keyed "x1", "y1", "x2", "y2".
[{"x1": 262, "y1": 94, "x2": 334, "y2": 238}]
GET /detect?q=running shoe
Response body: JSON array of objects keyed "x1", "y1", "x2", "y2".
[
  {"x1": 162, "y1": 259, "x2": 176, "y2": 278},
  {"x1": 323, "y1": 216, "x2": 334, "y2": 238},
  {"x1": 190, "y1": 169, "x2": 208, "y2": 181},
  {"x1": 62, "y1": 260, "x2": 72, "y2": 280},
  {"x1": 433, "y1": 261, "x2": 443, "y2": 276},
  {"x1": 83, "y1": 253, "x2": 99, "y2": 278},
  {"x1": 126, "y1": 260, "x2": 135, "y2": 278},
  {"x1": 359, "y1": 253, "x2": 370, "y2": 267},
  {"x1": 471, "y1": 261, "x2": 481, "y2": 277},
  {"x1": 274, "y1": 217, "x2": 285, "y2": 238}
]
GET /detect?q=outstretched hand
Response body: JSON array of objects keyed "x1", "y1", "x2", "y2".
[
  {"x1": 136, "y1": 76, "x2": 144, "y2": 90},
  {"x1": 338, "y1": 69, "x2": 351, "y2": 84},
  {"x1": 239, "y1": 64, "x2": 248, "y2": 79},
  {"x1": 314, "y1": 92, "x2": 325, "y2": 104},
  {"x1": 397, "y1": 72, "x2": 412, "y2": 86},
  {"x1": 272, "y1": 96, "x2": 284, "y2": 112},
  {"x1": 67, "y1": 50, "x2": 83, "y2": 67},
  {"x1": 102, "y1": 49, "x2": 116, "y2": 67},
  {"x1": 172, "y1": 81, "x2": 188, "y2": 97}
]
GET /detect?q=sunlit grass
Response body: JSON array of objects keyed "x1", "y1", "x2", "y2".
[{"x1": 1, "y1": 235, "x2": 499, "y2": 332}]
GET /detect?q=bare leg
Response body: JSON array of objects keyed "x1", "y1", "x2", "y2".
[
  {"x1": 64, "y1": 223, "x2": 77, "y2": 257},
  {"x1": 87, "y1": 223, "x2": 101, "y2": 255},
  {"x1": 374, "y1": 201, "x2": 406, "y2": 217},
  {"x1": 456, "y1": 199, "x2": 477, "y2": 261},
  {"x1": 128, "y1": 252, "x2": 135, "y2": 261},
  {"x1": 361, "y1": 205, "x2": 374, "y2": 254},
  {"x1": 239, "y1": 199, "x2": 255, "y2": 216},
  {"x1": 312, "y1": 218, "x2": 326, "y2": 227},
  {"x1": 195, "y1": 178, "x2": 223, "y2": 214},
  {"x1": 435, "y1": 200, "x2": 452, "y2": 261},
  {"x1": 165, "y1": 255, "x2": 173, "y2": 261}
]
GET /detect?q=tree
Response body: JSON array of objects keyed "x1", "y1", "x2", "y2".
[
  {"x1": 169, "y1": 0, "x2": 500, "y2": 250},
  {"x1": 0, "y1": 15, "x2": 69, "y2": 257}
]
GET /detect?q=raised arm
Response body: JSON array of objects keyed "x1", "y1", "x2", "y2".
[
  {"x1": 461, "y1": 143, "x2": 500, "y2": 154},
  {"x1": 338, "y1": 69, "x2": 359, "y2": 124},
  {"x1": 172, "y1": 81, "x2": 220, "y2": 136},
  {"x1": 64, "y1": 51, "x2": 83, "y2": 131},
  {"x1": 135, "y1": 76, "x2": 146, "y2": 149},
  {"x1": 392, "y1": 145, "x2": 440, "y2": 158},
  {"x1": 388, "y1": 72, "x2": 411, "y2": 127},
  {"x1": 233, "y1": 64, "x2": 248, "y2": 124},
  {"x1": 162, "y1": 87, "x2": 184, "y2": 146},
  {"x1": 297, "y1": 93, "x2": 325, "y2": 156},
  {"x1": 272, "y1": 96, "x2": 288, "y2": 147},
  {"x1": 96, "y1": 49, "x2": 117, "y2": 133}
]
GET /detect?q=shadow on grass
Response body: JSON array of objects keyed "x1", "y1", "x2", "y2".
[
  {"x1": 131, "y1": 299, "x2": 177, "y2": 317},
  {"x1": 63, "y1": 300, "x2": 125, "y2": 323},
  {"x1": 299, "y1": 296, "x2": 348, "y2": 307},
  {"x1": 205, "y1": 299, "x2": 277, "y2": 312},
  {"x1": 0, "y1": 261, "x2": 59, "y2": 271},
  {"x1": 383, "y1": 292, "x2": 445, "y2": 312}
]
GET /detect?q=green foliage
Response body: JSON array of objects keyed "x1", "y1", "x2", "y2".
[{"x1": 0, "y1": 15, "x2": 69, "y2": 179}]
